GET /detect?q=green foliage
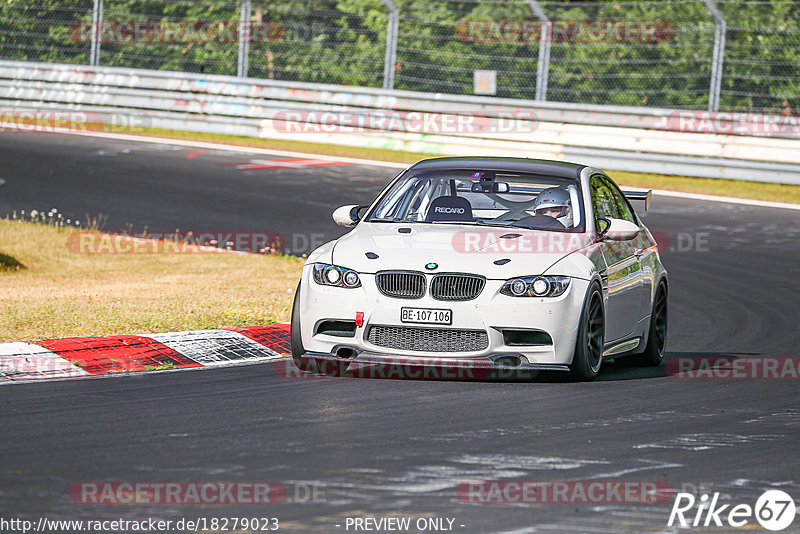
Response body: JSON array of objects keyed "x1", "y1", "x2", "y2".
[
  {"x1": 98, "y1": 0, "x2": 240, "y2": 74},
  {"x1": 1, "y1": 0, "x2": 798, "y2": 112},
  {"x1": 0, "y1": 0, "x2": 92, "y2": 64}
]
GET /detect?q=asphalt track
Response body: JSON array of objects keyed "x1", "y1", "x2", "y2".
[{"x1": 1, "y1": 133, "x2": 800, "y2": 533}]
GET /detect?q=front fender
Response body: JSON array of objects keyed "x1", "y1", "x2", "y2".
[
  {"x1": 306, "y1": 239, "x2": 337, "y2": 265},
  {"x1": 542, "y1": 247, "x2": 602, "y2": 282}
]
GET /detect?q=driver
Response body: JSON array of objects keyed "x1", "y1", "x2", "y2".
[{"x1": 532, "y1": 187, "x2": 573, "y2": 228}]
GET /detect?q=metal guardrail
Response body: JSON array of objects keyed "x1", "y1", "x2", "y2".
[
  {"x1": 1, "y1": 60, "x2": 799, "y2": 185},
  {"x1": 10, "y1": 60, "x2": 800, "y2": 136}
]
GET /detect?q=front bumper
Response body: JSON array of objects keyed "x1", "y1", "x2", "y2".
[{"x1": 298, "y1": 266, "x2": 589, "y2": 367}]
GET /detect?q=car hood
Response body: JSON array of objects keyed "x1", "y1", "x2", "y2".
[{"x1": 331, "y1": 222, "x2": 592, "y2": 278}]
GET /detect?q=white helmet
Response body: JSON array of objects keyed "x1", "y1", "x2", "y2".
[{"x1": 533, "y1": 187, "x2": 573, "y2": 228}]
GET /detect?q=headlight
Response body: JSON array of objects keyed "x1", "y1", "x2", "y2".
[
  {"x1": 325, "y1": 266, "x2": 341, "y2": 285},
  {"x1": 343, "y1": 270, "x2": 360, "y2": 287},
  {"x1": 531, "y1": 277, "x2": 549, "y2": 296},
  {"x1": 500, "y1": 276, "x2": 570, "y2": 297},
  {"x1": 312, "y1": 264, "x2": 361, "y2": 288},
  {"x1": 509, "y1": 278, "x2": 527, "y2": 296}
]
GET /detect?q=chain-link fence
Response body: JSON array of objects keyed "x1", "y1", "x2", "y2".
[
  {"x1": 247, "y1": 1, "x2": 387, "y2": 86},
  {"x1": 1, "y1": 0, "x2": 799, "y2": 113},
  {"x1": 534, "y1": 1, "x2": 717, "y2": 108},
  {"x1": 392, "y1": 1, "x2": 543, "y2": 98},
  {"x1": 717, "y1": 0, "x2": 800, "y2": 112},
  {"x1": 0, "y1": 1, "x2": 94, "y2": 65},
  {"x1": 98, "y1": 0, "x2": 241, "y2": 75}
]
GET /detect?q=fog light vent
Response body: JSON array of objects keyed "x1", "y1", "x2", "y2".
[
  {"x1": 316, "y1": 320, "x2": 357, "y2": 338},
  {"x1": 502, "y1": 329, "x2": 553, "y2": 346}
]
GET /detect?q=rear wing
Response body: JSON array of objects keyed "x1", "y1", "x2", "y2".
[{"x1": 622, "y1": 189, "x2": 652, "y2": 211}]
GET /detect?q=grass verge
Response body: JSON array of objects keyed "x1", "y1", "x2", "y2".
[
  {"x1": 0, "y1": 219, "x2": 303, "y2": 343},
  {"x1": 121, "y1": 127, "x2": 800, "y2": 205}
]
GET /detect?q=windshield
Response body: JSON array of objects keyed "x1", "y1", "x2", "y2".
[{"x1": 368, "y1": 170, "x2": 584, "y2": 232}]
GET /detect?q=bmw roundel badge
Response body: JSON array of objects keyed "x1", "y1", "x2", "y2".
[{"x1": 425, "y1": 262, "x2": 438, "y2": 270}]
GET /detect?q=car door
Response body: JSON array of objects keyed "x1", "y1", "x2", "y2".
[
  {"x1": 589, "y1": 174, "x2": 644, "y2": 342},
  {"x1": 604, "y1": 177, "x2": 653, "y2": 325}
]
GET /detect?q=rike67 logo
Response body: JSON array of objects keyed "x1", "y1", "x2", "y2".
[{"x1": 668, "y1": 490, "x2": 796, "y2": 531}]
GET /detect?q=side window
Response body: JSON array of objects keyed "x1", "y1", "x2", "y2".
[
  {"x1": 603, "y1": 177, "x2": 637, "y2": 224},
  {"x1": 590, "y1": 175, "x2": 618, "y2": 229}
]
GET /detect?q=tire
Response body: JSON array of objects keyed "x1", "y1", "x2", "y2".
[
  {"x1": 628, "y1": 281, "x2": 668, "y2": 366},
  {"x1": 569, "y1": 284, "x2": 604, "y2": 381},
  {"x1": 290, "y1": 281, "x2": 312, "y2": 373},
  {"x1": 290, "y1": 280, "x2": 350, "y2": 377}
]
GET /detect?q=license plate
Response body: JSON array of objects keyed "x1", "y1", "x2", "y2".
[{"x1": 400, "y1": 307, "x2": 452, "y2": 325}]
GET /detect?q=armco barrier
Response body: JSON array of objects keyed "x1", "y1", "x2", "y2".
[{"x1": 2, "y1": 60, "x2": 800, "y2": 184}]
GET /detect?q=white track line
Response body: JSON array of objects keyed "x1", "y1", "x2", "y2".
[{"x1": 63, "y1": 130, "x2": 800, "y2": 210}]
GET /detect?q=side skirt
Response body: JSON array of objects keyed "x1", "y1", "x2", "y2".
[{"x1": 602, "y1": 337, "x2": 642, "y2": 360}]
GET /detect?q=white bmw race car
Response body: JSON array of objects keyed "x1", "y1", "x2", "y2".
[{"x1": 291, "y1": 157, "x2": 667, "y2": 381}]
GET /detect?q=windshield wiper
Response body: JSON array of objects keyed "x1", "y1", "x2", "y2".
[
  {"x1": 369, "y1": 218, "x2": 421, "y2": 223},
  {"x1": 475, "y1": 221, "x2": 515, "y2": 228}
]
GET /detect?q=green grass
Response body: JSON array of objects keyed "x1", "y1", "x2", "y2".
[{"x1": 0, "y1": 219, "x2": 303, "y2": 342}]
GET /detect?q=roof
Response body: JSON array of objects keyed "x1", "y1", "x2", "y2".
[{"x1": 407, "y1": 157, "x2": 586, "y2": 180}]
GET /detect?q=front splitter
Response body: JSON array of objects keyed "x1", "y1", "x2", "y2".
[{"x1": 300, "y1": 350, "x2": 570, "y2": 380}]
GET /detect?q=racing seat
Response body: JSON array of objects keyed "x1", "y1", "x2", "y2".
[{"x1": 425, "y1": 196, "x2": 473, "y2": 222}]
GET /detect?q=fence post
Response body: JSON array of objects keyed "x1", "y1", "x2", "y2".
[
  {"x1": 702, "y1": 0, "x2": 726, "y2": 111},
  {"x1": 237, "y1": 0, "x2": 252, "y2": 77},
  {"x1": 381, "y1": 0, "x2": 399, "y2": 90},
  {"x1": 526, "y1": 0, "x2": 551, "y2": 102},
  {"x1": 90, "y1": 0, "x2": 103, "y2": 66}
]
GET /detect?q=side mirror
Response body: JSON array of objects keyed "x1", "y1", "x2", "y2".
[
  {"x1": 332, "y1": 205, "x2": 367, "y2": 227},
  {"x1": 600, "y1": 218, "x2": 640, "y2": 241},
  {"x1": 596, "y1": 217, "x2": 611, "y2": 236}
]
